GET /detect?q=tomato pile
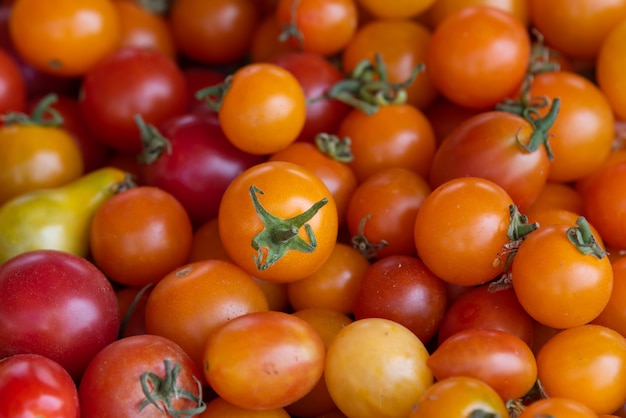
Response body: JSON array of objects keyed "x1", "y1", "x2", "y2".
[{"x1": 1, "y1": 0, "x2": 626, "y2": 417}]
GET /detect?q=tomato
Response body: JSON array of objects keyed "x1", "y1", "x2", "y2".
[
  {"x1": 537, "y1": 324, "x2": 626, "y2": 415},
  {"x1": 597, "y1": 17, "x2": 626, "y2": 120},
  {"x1": 576, "y1": 148, "x2": 626, "y2": 198},
  {"x1": 409, "y1": 376, "x2": 509, "y2": 418},
  {"x1": 414, "y1": 177, "x2": 515, "y2": 287},
  {"x1": 353, "y1": 254, "x2": 447, "y2": 343},
  {"x1": 524, "y1": 209, "x2": 605, "y2": 248},
  {"x1": 0, "y1": 249, "x2": 119, "y2": 380},
  {"x1": 347, "y1": 167, "x2": 431, "y2": 259},
  {"x1": 188, "y1": 217, "x2": 232, "y2": 263},
  {"x1": 0, "y1": 103, "x2": 84, "y2": 205},
  {"x1": 583, "y1": 161, "x2": 626, "y2": 250},
  {"x1": 341, "y1": 19, "x2": 438, "y2": 110},
  {"x1": 428, "y1": 328, "x2": 537, "y2": 401},
  {"x1": 437, "y1": 284, "x2": 535, "y2": 347},
  {"x1": 528, "y1": 71, "x2": 615, "y2": 183},
  {"x1": 79, "y1": 47, "x2": 188, "y2": 153},
  {"x1": 218, "y1": 161, "x2": 338, "y2": 282},
  {"x1": 204, "y1": 310, "x2": 326, "y2": 410},
  {"x1": 138, "y1": 112, "x2": 264, "y2": 227},
  {"x1": 337, "y1": 103, "x2": 437, "y2": 182},
  {"x1": 422, "y1": 96, "x2": 481, "y2": 144},
  {"x1": 275, "y1": 0, "x2": 358, "y2": 56},
  {"x1": 202, "y1": 63, "x2": 307, "y2": 155},
  {"x1": 89, "y1": 185, "x2": 193, "y2": 287},
  {"x1": 325, "y1": 318, "x2": 433, "y2": 418},
  {"x1": 200, "y1": 397, "x2": 290, "y2": 418},
  {"x1": 144, "y1": 259, "x2": 269, "y2": 373},
  {"x1": 79, "y1": 334, "x2": 206, "y2": 417},
  {"x1": 356, "y1": 0, "x2": 436, "y2": 18},
  {"x1": 0, "y1": 47, "x2": 25, "y2": 114},
  {"x1": 518, "y1": 397, "x2": 599, "y2": 418},
  {"x1": 428, "y1": 107, "x2": 554, "y2": 211},
  {"x1": 426, "y1": 0, "x2": 530, "y2": 28},
  {"x1": 8, "y1": 0, "x2": 121, "y2": 77},
  {"x1": 511, "y1": 220, "x2": 613, "y2": 329},
  {"x1": 286, "y1": 242, "x2": 370, "y2": 314},
  {"x1": 169, "y1": 0, "x2": 259, "y2": 64},
  {"x1": 594, "y1": 257, "x2": 626, "y2": 338},
  {"x1": 249, "y1": 14, "x2": 296, "y2": 62},
  {"x1": 426, "y1": 5, "x2": 530, "y2": 110},
  {"x1": 0, "y1": 354, "x2": 79, "y2": 418},
  {"x1": 113, "y1": 0, "x2": 176, "y2": 61},
  {"x1": 530, "y1": 0, "x2": 626, "y2": 60},
  {"x1": 525, "y1": 181, "x2": 586, "y2": 218},
  {"x1": 286, "y1": 308, "x2": 353, "y2": 417},
  {"x1": 269, "y1": 51, "x2": 352, "y2": 143}
]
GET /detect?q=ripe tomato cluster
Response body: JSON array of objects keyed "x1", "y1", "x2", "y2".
[{"x1": 1, "y1": 0, "x2": 626, "y2": 417}]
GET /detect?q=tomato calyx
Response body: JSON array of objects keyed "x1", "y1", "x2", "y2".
[
  {"x1": 249, "y1": 185, "x2": 328, "y2": 271},
  {"x1": 0, "y1": 93, "x2": 63, "y2": 127},
  {"x1": 468, "y1": 410, "x2": 499, "y2": 418},
  {"x1": 132, "y1": 0, "x2": 172, "y2": 15},
  {"x1": 567, "y1": 216, "x2": 607, "y2": 259},
  {"x1": 278, "y1": 0, "x2": 304, "y2": 50},
  {"x1": 350, "y1": 214, "x2": 388, "y2": 261},
  {"x1": 195, "y1": 78, "x2": 232, "y2": 112},
  {"x1": 314, "y1": 132, "x2": 353, "y2": 163},
  {"x1": 321, "y1": 53, "x2": 424, "y2": 115},
  {"x1": 135, "y1": 114, "x2": 172, "y2": 165},
  {"x1": 110, "y1": 172, "x2": 138, "y2": 194},
  {"x1": 139, "y1": 359, "x2": 206, "y2": 417}
]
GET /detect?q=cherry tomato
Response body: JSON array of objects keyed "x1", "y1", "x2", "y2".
[
  {"x1": 144, "y1": 259, "x2": 269, "y2": 373},
  {"x1": 427, "y1": 328, "x2": 537, "y2": 401},
  {"x1": 518, "y1": 397, "x2": 599, "y2": 418},
  {"x1": 90, "y1": 185, "x2": 194, "y2": 287},
  {"x1": 414, "y1": 177, "x2": 514, "y2": 286},
  {"x1": 537, "y1": 324, "x2": 626, "y2": 415},
  {"x1": 593, "y1": 257, "x2": 626, "y2": 338},
  {"x1": 525, "y1": 181, "x2": 586, "y2": 218},
  {"x1": 409, "y1": 376, "x2": 509, "y2": 418},
  {"x1": 0, "y1": 48, "x2": 25, "y2": 114},
  {"x1": 0, "y1": 353, "x2": 79, "y2": 418},
  {"x1": 188, "y1": 217, "x2": 232, "y2": 263},
  {"x1": 426, "y1": 5, "x2": 530, "y2": 109},
  {"x1": 9, "y1": 0, "x2": 121, "y2": 77},
  {"x1": 511, "y1": 220, "x2": 613, "y2": 329},
  {"x1": 0, "y1": 249, "x2": 119, "y2": 380},
  {"x1": 218, "y1": 161, "x2": 338, "y2": 282},
  {"x1": 79, "y1": 47, "x2": 188, "y2": 153},
  {"x1": 357, "y1": 0, "x2": 436, "y2": 18},
  {"x1": 597, "y1": 17, "x2": 626, "y2": 121},
  {"x1": 325, "y1": 318, "x2": 433, "y2": 418},
  {"x1": 200, "y1": 397, "x2": 290, "y2": 418},
  {"x1": 79, "y1": 334, "x2": 206, "y2": 417},
  {"x1": 249, "y1": 15, "x2": 296, "y2": 63},
  {"x1": 426, "y1": 0, "x2": 530, "y2": 28},
  {"x1": 204, "y1": 310, "x2": 326, "y2": 410}
]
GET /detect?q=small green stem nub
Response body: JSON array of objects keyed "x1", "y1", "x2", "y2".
[
  {"x1": 249, "y1": 185, "x2": 328, "y2": 271},
  {"x1": 135, "y1": 114, "x2": 172, "y2": 165},
  {"x1": 314, "y1": 133, "x2": 354, "y2": 163},
  {"x1": 351, "y1": 214, "x2": 388, "y2": 261},
  {"x1": 567, "y1": 217, "x2": 607, "y2": 259},
  {"x1": 278, "y1": 0, "x2": 304, "y2": 50},
  {"x1": 195, "y1": 75, "x2": 233, "y2": 112}
]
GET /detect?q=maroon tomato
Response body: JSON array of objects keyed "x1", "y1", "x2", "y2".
[
  {"x1": 138, "y1": 112, "x2": 265, "y2": 226},
  {"x1": 353, "y1": 254, "x2": 448, "y2": 343},
  {"x1": 79, "y1": 334, "x2": 206, "y2": 417},
  {"x1": 0, "y1": 353, "x2": 80, "y2": 418},
  {"x1": 0, "y1": 47, "x2": 26, "y2": 114},
  {"x1": 0, "y1": 249, "x2": 119, "y2": 380},
  {"x1": 79, "y1": 47, "x2": 187, "y2": 153},
  {"x1": 270, "y1": 51, "x2": 351, "y2": 143}
]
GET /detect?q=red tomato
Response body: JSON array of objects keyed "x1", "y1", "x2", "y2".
[
  {"x1": 0, "y1": 249, "x2": 119, "y2": 380},
  {"x1": 204, "y1": 310, "x2": 326, "y2": 410},
  {"x1": 79, "y1": 47, "x2": 188, "y2": 153},
  {"x1": 79, "y1": 334, "x2": 206, "y2": 417},
  {"x1": 426, "y1": 5, "x2": 530, "y2": 109},
  {"x1": 0, "y1": 47, "x2": 25, "y2": 114}
]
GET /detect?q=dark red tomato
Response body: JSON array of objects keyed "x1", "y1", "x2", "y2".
[
  {"x1": 0, "y1": 353, "x2": 80, "y2": 418},
  {"x1": 353, "y1": 255, "x2": 447, "y2": 344},
  {"x1": 0, "y1": 47, "x2": 26, "y2": 114},
  {"x1": 270, "y1": 51, "x2": 351, "y2": 143},
  {"x1": 0, "y1": 249, "x2": 120, "y2": 380},
  {"x1": 79, "y1": 334, "x2": 206, "y2": 417},
  {"x1": 437, "y1": 284, "x2": 535, "y2": 347},
  {"x1": 138, "y1": 112, "x2": 265, "y2": 226},
  {"x1": 28, "y1": 94, "x2": 110, "y2": 172},
  {"x1": 428, "y1": 109, "x2": 553, "y2": 211},
  {"x1": 79, "y1": 47, "x2": 187, "y2": 153},
  {"x1": 182, "y1": 67, "x2": 226, "y2": 115}
]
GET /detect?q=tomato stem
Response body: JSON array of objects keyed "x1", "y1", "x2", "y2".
[
  {"x1": 135, "y1": 114, "x2": 172, "y2": 165},
  {"x1": 139, "y1": 359, "x2": 206, "y2": 417},
  {"x1": 117, "y1": 283, "x2": 153, "y2": 339},
  {"x1": 249, "y1": 185, "x2": 328, "y2": 271},
  {"x1": 468, "y1": 410, "x2": 499, "y2": 418},
  {"x1": 351, "y1": 214, "x2": 388, "y2": 260},
  {"x1": 278, "y1": 0, "x2": 304, "y2": 51},
  {"x1": 0, "y1": 93, "x2": 63, "y2": 127},
  {"x1": 195, "y1": 76, "x2": 232, "y2": 112},
  {"x1": 566, "y1": 216, "x2": 607, "y2": 259},
  {"x1": 131, "y1": 0, "x2": 172, "y2": 14},
  {"x1": 314, "y1": 133, "x2": 354, "y2": 163}
]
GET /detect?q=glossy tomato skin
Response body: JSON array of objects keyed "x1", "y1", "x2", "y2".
[
  {"x1": 593, "y1": 257, "x2": 626, "y2": 337},
  {"x1": 79, "y1": 334, "x2": 205, "y2": 418},
  {"x1": 0, "y1": 249, "x2": 119, "y2": 381},
  {"x1": 204, "y1": 310, "x2": 326, "y2": 410},
  {"x1": 0, "y1": 47, "x2": 26, "y2": 114},
  {"x1": 518, "y1": 397, "x2": 599, "y2": 418},
  {"x1": 79, "y1": 47, "x2": 187, "y2": 153},
  {"x1": 353, "y1": 254, "x2": 447, "y2": 343},
  {"x1": 140, "y1": 113, "x2": 265, "y2": 226},
  {"x1": 0, "y1": 353, "x2": 80, "y2": 418},
  {"x1": 269, "y1": 51, "x2": 351, "y2": 143},
  {"x1": 427, "y1": 328, "x2": 538, "y2": 401},
  {"x1": 428, "y1": 110, "x2": 551, "y2": 211},
  {"x1": 597, "y1": 18, "x2": 626, "y2": 120}
]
